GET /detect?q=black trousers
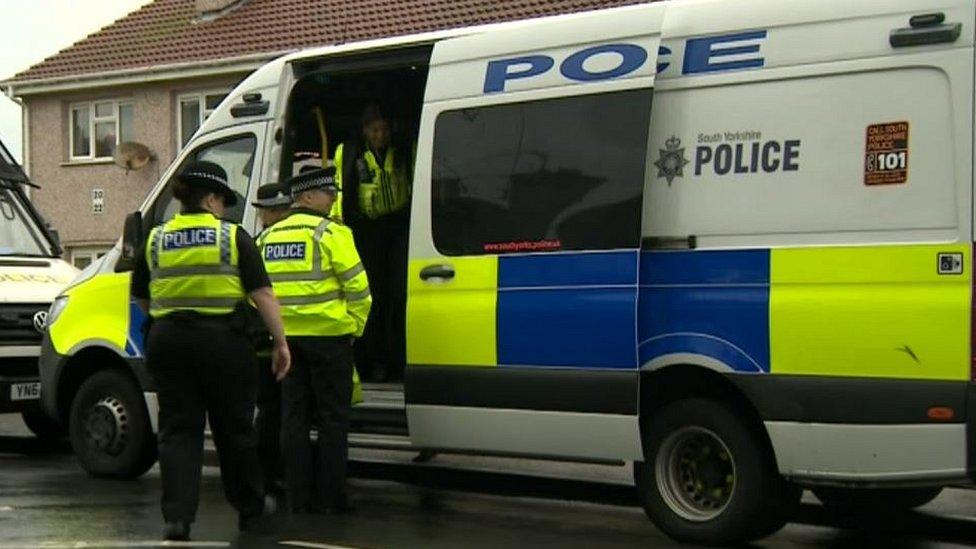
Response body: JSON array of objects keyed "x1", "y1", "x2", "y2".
[
  {"x1": 280, "y1": 336, "x2": 353, "y2": 510},
  {"x1": 255, "y1": 354, "x2": 282, "y2": 484},
  {"x1": 147, "y1": 316, "x2": 264, "y2": 523},
  {"x1": 353, "y1": 214, "x2": 408, "y2": 378}
]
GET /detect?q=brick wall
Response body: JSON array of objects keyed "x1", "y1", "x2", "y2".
[{"x1": 23, "y1": 73, "x2": 245, "y2": 257}]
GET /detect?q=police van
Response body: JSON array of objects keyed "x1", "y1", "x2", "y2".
[
  {"x1": 38, "y1": 0, "x2": 976, "y2": 543},
  {"x1": 0, "y1": 137, "x2": 76, "y2": 437}
]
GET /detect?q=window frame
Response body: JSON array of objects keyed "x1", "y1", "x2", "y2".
[
  {"x1": 146, "y1": 132, "x2": 260, "y2": 228},
  {"x1": 428, "y1": 88, "x2": 653, "y2": 257},
  {"x1": 68, "y1": 99, "x2": 134, "y2": 161},
  {"x1": 70, "y1": 247, "x2": 110, "y2": 269},
  {"x1": 176, "y1": 90, "x2": 231, "y2": 150}
]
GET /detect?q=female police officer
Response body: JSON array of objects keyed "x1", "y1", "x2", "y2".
[{"x1": 130, "y1": 161, "x2": 291, "y2": 540}]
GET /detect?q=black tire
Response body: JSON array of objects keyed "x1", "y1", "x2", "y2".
[
  {"x1": 813, "y1": 486, "x2": 943, "y2": 514},
  {"x1": 635, "y1": 398, "x2": 800, "y2": 545},
  {"x1": 21, "y1": 408, "x2": 66, "y2": 439},
  {"x1": 69, "y1": 369, "x2": 157, "y2": 479}
]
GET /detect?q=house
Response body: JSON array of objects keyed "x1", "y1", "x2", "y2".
[{"x1": 1, "y1": 0, "x2": 643, "y2": 267}]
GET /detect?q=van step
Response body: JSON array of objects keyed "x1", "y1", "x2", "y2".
[{"x1": 351, "y1": 385, "x2": 407, "y2": 436}]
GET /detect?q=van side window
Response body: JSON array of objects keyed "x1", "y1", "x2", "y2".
[
  {"x1": 431, "y1": 89, "x2": 651, "y2": 256},
  {"x1": 147, "y1": 135, "x2": 257, "y2": 226}
]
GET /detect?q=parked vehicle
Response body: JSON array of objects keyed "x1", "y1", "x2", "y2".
[
  {"x1": 39, "y1": 0, "x2": 975, "y2": 543},
  {"x1": 0, "y1": 137, "x2": 76, "y2": 438}
]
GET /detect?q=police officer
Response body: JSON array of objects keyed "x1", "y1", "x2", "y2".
[
  {"x1": 258, "y1": 167, "x2": 371, "y2": 514},
  {"x1": 131, "y1": 161, "x2": 291, "y2": 541},
  {"x1": 250, "y1": 182, "x2": 292, "y2": 492},
  {"x1": 334, "y1": 103, "x2": 411, "y2": 381}
]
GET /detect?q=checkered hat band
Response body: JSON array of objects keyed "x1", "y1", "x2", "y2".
[
  {"x1": 184, "y1": 172, "x2": 228, "y2": 186},
  {"x1": 291, "y1": 177, "x2": 336, "y2": 195}
]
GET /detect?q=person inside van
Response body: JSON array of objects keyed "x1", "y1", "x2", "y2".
[{"x1": 334, "y1": 103, "x2": 412, "y2": 381}]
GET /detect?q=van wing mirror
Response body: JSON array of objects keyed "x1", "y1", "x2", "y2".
[{"x1": 116, "y1": 211, "x2": 144, "y2": 273}]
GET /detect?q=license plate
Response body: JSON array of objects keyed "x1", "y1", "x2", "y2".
[{"x1": 10, "y1": 382, "x2": 40, "y2": 401}]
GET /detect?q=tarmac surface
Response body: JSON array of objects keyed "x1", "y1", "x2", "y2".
[{"x1": 0, "y1": 414, "x2": 974, "y2": 548}]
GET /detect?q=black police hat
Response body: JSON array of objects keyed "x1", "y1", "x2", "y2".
[
  {"x1": 251, "y1": 182, "x2": 292, "y2": 209},
  {"x1": 284, "y1": 167, "x2": 338, "y2": 197},
  {"x1": 177, "y1": 161, "x2": 238, "y2": 207}
]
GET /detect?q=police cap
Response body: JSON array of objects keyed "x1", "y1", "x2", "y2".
[
  {"x1": 177, "y1": 161, "x2": 238, "y2": 207},
  {"x1": 284, "y1": 167, "x2": 338, "y2": 197},
  {"x1": 251, "y1": 182, "x2": 292, "y2": 209}
]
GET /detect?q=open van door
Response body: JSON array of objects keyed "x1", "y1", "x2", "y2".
[{"x1": 405, "y1": 3, "x2": 664, "y2": 461}]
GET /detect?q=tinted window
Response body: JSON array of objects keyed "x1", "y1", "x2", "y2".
[
  {"x1": 148, "y1": 135, "x2": 256, "y2": 227},
  {"x1": 431, "y1": 89, "x2": 651, "y2": 256}
]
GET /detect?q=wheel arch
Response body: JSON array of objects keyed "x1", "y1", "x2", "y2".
[
  {"x1": 638, "y1": 364, "x2": 778, "y2": 470},
  {"x1": 57, "y1": 346, "x2": 145, "y2": 426}
]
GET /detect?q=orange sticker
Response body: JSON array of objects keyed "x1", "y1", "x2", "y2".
[{"x1": 864, "y1": 121, "x2": 909, "y2": 186}]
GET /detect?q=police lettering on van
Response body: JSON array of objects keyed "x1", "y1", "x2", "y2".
[
  {"x1": 484, "y1": 30, "x2": 768, "y2": 93},
  {"x1": 654, "y1": 132, "x2": 801, "y2": 183}
]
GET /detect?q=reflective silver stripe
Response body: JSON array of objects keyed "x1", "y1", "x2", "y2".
[
  {"x1": 151, "y1": 264, "x2": 240, "y2": 279},
  {"x1": 151, "y1": 297, "x2": 242, "y2": 309},
  {"x1": 337, "y1": 262, "x2": 365, "y2": 282},
  {"x1": 220, "y1": 222, "x2": 233, "y2": 265},
  {"x1": 269, "y1": 271, "x2": 335, "y2": 283},
  {"x1": 345, "y1": 287, "x2": 371, "y2": 301},
  {"x1": 150, "y1": 228, "x2": 162, "y2": 270},
  {"x1": 277, "y1": 290, "x2": 343, "y2": 306}
]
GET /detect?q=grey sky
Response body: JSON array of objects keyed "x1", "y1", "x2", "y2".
[{"x1": 0, "y1": 0, "x2": 152, "y2": 162}]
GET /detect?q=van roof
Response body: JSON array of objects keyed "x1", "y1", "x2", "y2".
[{"x1": 279, "y1": 1, "x2": 659, "y2": 67}]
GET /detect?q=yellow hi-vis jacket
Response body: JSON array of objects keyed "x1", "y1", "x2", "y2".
[
  {"x1": 257, "y1": 211, "x2": 371, "y2": 337},
  {"x1": 334, "y1": 143, "x2": 411, "y2": 220},
  {"x1": 146, "y1": 213, "x2": 245, "y2": 318}
]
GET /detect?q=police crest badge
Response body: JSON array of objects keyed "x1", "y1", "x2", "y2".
[{"x1": 654, "y1": 136, "x2": 690, "y2": 186}]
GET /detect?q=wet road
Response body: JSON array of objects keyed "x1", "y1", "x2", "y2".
[{"x1": 0, "y1": 415, "x2": 974, "y2": 548}]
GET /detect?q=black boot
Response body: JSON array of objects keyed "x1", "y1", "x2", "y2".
[
  {"x1": 239, "y1": 494, "x2": 277, "y2": 531},
  {"x1": 162, "y1": 521, "x2": 190, "y2": 541}
]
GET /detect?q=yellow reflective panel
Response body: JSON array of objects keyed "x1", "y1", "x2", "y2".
[
  {"x1": 50, "y1": 273, "x2": 131, "y2": 355},
  {"x1": 770, "y1": 244, "x2": 971, "y2": 381},
  {"x1": 407, "y1": 256, "x2": 497, "y2": 367}
]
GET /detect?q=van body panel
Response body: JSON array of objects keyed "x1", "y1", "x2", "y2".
[{"x1": 39, "y1": 0, "x2": 976, "y2": 484}]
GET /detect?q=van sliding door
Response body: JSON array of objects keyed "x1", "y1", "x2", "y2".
[{"x1": 404, "y1": 3, "x2": 664, "y2": 461}]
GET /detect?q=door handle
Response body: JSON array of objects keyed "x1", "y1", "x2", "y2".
[{"x1": 419, "y1": 264, "x2": 455, "y2": 281}]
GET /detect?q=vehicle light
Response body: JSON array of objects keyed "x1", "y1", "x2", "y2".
[
  {"x1": 927, "y1": 406, "x2": 954, "y2": 421},
  {"x1": 46, "y1": 295, "x2": 69, "y2": 329}
]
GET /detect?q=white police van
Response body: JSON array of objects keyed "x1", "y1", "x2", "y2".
[
  {"x1": 41, "y1": 0, "x2": 976, "y2": 543},
  {"x1": 0, "y1": 137, "x2": 76, "y2": 437}
]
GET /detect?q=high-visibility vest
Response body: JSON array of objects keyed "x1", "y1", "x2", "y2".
[
  {"x1": 257, "y1": 211, "x2": 371, "y2": 337},
  {"x1": 334, "y1": 143, "x2": 411, "y2": 220},
  {"x1": 146, "y1": 213, "x2": 244, "y2": 318}
]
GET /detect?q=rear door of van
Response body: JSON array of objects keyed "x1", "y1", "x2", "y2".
[{"x1": 405, "y1": 3, "x2": 665, "y2": 460}]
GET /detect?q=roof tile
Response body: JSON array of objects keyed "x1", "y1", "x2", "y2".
[{"x1": 9, "y1": 0, "x2": 652, "y2": 82}]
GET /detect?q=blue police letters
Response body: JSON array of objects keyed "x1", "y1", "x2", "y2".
[
  {"x1": 484, "y1": 30, "x2": 767, "y2": 93},
  {"x1": 264, "y1": 242, "x2": 307, "y2": 261},
  {"x1": 162, "y1": 228, "x2": 217, "y2": 250}
]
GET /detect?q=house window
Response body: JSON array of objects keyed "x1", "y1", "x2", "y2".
[
  {"x1": 177, "y1": 91, "x2": 229, "y2": 148},
  {"x1": 69, "y1": 100, "x2": 134, "y2": 161},
  {"x1": 70, "y1": 247, "x2": 109, "y2": 270}
]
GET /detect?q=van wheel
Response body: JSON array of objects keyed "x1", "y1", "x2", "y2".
[
  {"x1": 635, "y1": 398, "x2": 800, "y2": 545},
  {"x1": 813, "y1": 486, "x2": 943, "y2": 514},
  {"x1": 69, "y1": 370, "x2": 156, "y2": 479},
  {"x1": 21, "y1": 408, "x2": 66, "y2": 439}
]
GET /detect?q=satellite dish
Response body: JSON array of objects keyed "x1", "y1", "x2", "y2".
[{"x1": 114, "y1": 142, "x2": 155, "y2": 172}]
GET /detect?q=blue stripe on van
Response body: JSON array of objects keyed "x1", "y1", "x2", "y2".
[
  {"x1": 638, "y1": 250, "x2": 770, "y2": 373},
  {"x1": 497, "y1": 251, "x2": 638, "y2": 368},
  {"x1": 498, "y1": 250, "x2": 638, "y2": 288}
]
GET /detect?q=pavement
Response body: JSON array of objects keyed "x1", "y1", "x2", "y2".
[{"x1": 0, "y1": 414, "x2": 975, "y2": 549}]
